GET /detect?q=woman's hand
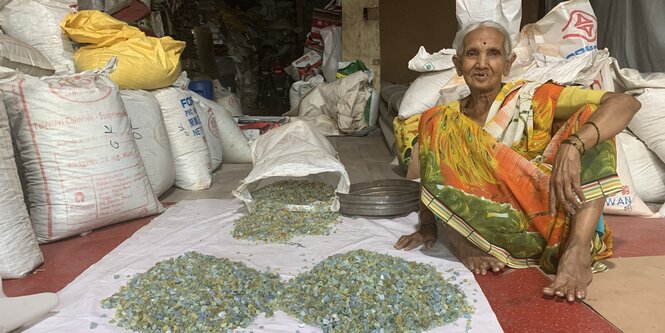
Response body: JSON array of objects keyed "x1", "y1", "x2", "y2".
[
  {"x1": 549, "y1": 142, "x2": 586, "y2": 216},
  {"x1": 394, "y1": 225, "x2": 437, "y2": 250}
]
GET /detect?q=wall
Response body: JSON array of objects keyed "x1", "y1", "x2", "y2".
[
  {"x1": 342, "y1": 0, "x2": 381, "y2": 89},
  {"x1": 379, "y1": 0, "x2": 541, "y2": 84}
]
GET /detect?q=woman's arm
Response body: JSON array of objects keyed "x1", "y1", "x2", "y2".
[
  {"x1": 549, "y1": 91, "x2": 641, "y2": 215},
  {"x1": 394, "y1": 200, "x2": 438, "y2": 250},
  {"x1": 573, "y1": 92, "x2": 641, "y2": 149}
]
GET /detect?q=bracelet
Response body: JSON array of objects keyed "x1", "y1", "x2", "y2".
[
  {"x1": 569, "y1": 133, "x2": 586, "y2": 154},
  {"x1": 584, "y1": 121, "x2": 601, "y2": 146},
  {"x1": 561, "y1": 138, "x2": 584, "y2": 156}
]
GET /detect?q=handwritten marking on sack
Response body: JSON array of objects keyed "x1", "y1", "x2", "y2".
[
  {"x1": 129, "y1": 119, "x2": 142, "y2": 140},
  {"x1": 104, "y1": 125, "x2": 120, "y2": 149},
  {"x1": 178, "y1": 124, "x2": 190, "y2": 136},
  {"x1": 180, "y1": 96, "x2": 204, "y2": 137}
]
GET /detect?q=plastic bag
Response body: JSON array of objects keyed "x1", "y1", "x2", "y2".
[{"x1": 60, "y1": 10, "x2": 185, "y2": 90}]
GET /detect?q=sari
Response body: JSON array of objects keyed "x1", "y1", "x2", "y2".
[{"x1": 417, "y1": 81, "x2": 620, "y2": 273}]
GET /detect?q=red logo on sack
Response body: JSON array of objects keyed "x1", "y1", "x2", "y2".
[{"x1": 561, "y1": 10, "x2": 597, "y2": 42}]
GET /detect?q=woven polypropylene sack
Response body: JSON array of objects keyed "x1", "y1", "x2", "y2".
[
  {"x1": 0, "y1": 34, "x2": 55, "y2": 77},
  {"x1": 151, "y1": 87, "x2": 212, "y2": 190},
  {"x1": 120, "y1": 90, "x2": 175, "y2": 196},
  {"x1": 192, "y1": 95, "x2": 252, "y2": 164},
  {"x1": 191, "y1": 95, "x2": 223, "y2": 171},
  {"x1": 0, "y1": 92, "x2": 43, "y2": 278},
  {"x1": 0, "y1": 67, "x2": 164, "y2": 242},
  {"x1": 0, "y1": 0, "x2": 77, "y2": 74}
]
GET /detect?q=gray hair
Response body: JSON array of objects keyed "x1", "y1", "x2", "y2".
[{"x1": 452, "y1": 21, "x2": 513, "y2": 61}]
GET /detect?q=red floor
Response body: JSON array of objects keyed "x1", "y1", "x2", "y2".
[{"x1": 6, "y1": 213, "x2": 659, "y2": 332}]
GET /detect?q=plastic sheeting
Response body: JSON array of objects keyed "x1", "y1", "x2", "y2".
[
  {"x1": 61, "y1": 10, "x2": 185, "y2": 90},
  {"x1": 21, "y1": 199, "x2": 503, "y2": 333}
]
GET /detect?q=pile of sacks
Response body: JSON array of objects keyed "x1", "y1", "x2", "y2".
[
  {"x1": 393, "y1": 0, "x2": 665, "y2": 217},
  {"x1": 0, "y1": 4, "x2": 252, "y2": 279}
]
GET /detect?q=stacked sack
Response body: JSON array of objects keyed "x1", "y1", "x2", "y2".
[
  {"x1": 0, "y1": 90, "x2": 43, "y2": 278},
  {"x1": 0, "y1": 63, "x2": 165, "y2": 243},
  {"x1": 0, "y1": 6, "x2": 252, "y2": 279},
  {"x1": 613, "y1": 66, "x2": 665, "y2": 216},
  {"x1": 0, "y1": 0, "x2": 78, "y2": 74}
]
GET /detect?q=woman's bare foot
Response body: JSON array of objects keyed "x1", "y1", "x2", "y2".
[
  {"x1": 446, "y1": 228, "x2": 505, "y2": 275},
  {"x1": 542, "y1": 245, "x2": 592, "y2": 302}
]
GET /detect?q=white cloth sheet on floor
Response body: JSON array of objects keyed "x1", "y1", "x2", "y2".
[{"x1": 22, "y1": 199, "x2": 503, "y2": 333}]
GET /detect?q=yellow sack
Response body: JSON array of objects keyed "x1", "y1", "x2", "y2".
[{"x1": 60, "y1": 10, "x2": 185, "y2": 90}]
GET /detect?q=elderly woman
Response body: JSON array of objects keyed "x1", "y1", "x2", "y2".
[{"x1": 394, "y1": 20, "x2": 641, "y2": 302}]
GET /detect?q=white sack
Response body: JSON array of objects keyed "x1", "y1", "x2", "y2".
[
  {"x1": 298, "y1": 70, "x2": 371, "y2": 135},
  {"x1": 626, "y1": 87, "x2": 665, "y2": 167},
  {"x1": 120, "y1": 90, "x2": 175, "y2": 197},
  {"x1": 603, "y1": 134, "x2": 654, "y2": 216},
  {"x1": 0, "y1": 0, "x2": 77, "y2": 74},
  {"x1": 288, "y1": 115, "x2": 339, "y2": 136},
  {"x1": 456, "y1": 0, "x2": 522, "y2": 44},
  {"x1": 0, "y1": 65, "x2": 164, "y2": 243},
  {"x1": 233, "y1": 119, "x2": 350, "y2": 209},
  {"x1": 513, "y1": 0, "x2": 597, "y2": 69},
  {"x1": 287, "y1": 74, "x2": 325, "y2": 114},
  {"x1": 399, "y1": 69, "x2": 455, "y2": 119},
  {"x1": 212, "y1": 80, "x2": 243, "y2": 116},
  {"x1": 151, "y1": 87, "x2": 212, "y2": 190},
  {"x1": 0, "y1": 94, "x2": 43, "y2": 278},
  {"x1": 610, "y1": 59, "x2": 665, "y2": 92},
  {"x1": 191, "y1": 95, "x2": 252, "y2": 164},
  {"x1": 320, "y1": 25, "x2": 341, "y2": 83},
  {"x1": 408, "y1": 47, "x2": 456, "y2": 72},
  {"x1": 437, "y1": 74, "x2": 470, "y2": 106},
  {"x1": 191, "y1": 95, "x2": 224, "y2": 170},
  {"x1": 0, "y1": 34, "x2": 55, "y2": 77},
  {"x1": 519, "y1": 49, "x2": 614, "y2": 91},
  {"x1": 618, "y1": 131, "x2": 665, "y2": 203}
]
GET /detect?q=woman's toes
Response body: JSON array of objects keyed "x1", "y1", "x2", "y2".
[{"x1": 576, "y1": 288, "x2": 586, "y2": 299}]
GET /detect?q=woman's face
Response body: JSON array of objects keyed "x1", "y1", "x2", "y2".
[{"x1": 453, "y1": 26, "x2": 515, "y2": 95}]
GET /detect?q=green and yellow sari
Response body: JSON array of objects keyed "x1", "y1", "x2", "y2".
[{"x1": 398, "y1": 81, "x2": 620, "y2": 273}]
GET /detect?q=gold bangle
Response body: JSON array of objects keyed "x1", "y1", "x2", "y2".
[
  {"x1": 562, "y1": 138, "x2": 584, "y2": 156},
  {"x1": 569, "y1": 133, "x2": 586, "y2": 154},
  {"x1": 584, "y1": 121, "x2": 601, "y2": 146}
]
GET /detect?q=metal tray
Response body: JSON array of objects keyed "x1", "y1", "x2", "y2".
[{"x1": 338, "y1": 179, "x2": 420, "y2": 217}]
